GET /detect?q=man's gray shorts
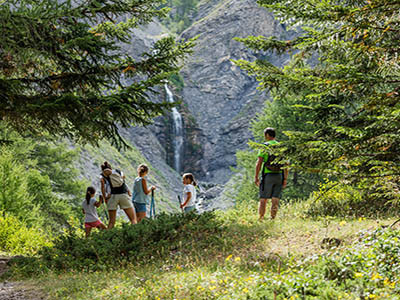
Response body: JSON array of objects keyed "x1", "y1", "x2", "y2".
[{"x1": 259, "y1": 173, "x2": 283, "y2": 199}]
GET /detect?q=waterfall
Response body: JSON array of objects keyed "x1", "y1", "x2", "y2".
[{"x1": 164, "y1": 84, "x2": 184, "y2": 173}]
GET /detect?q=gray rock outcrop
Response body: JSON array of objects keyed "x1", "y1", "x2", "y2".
[{"x1": 180, "y1": 0, "x2": 287, "y2": 183}]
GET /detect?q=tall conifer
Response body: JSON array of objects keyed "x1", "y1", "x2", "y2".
[
  {"x1": 236, "y1": 0, "x2": 400, "y2": 200},
  {"x1": 0, "y1": 0, "x2": 193, "y2": 147}
]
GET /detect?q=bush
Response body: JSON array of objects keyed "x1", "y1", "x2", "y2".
[
  {"x1": 11, "y1": 212, "x2": 225, "y2": 274},
  {"x1": 0, "y1": 212, "x2": 52, "y2": 255},
  {"x1": 307, "y1": 180, "x2": 400, "y2": 218},
  {"x1": 252, "y1": 227, "x2": 400, "y2": 299}
]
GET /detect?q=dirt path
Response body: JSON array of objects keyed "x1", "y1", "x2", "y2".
[{"x1": 0, "y1": 257, "x2": 46, "y2": 300}]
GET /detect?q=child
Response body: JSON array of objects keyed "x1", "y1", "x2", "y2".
[
  {"x1": 181, "y1": 173, "x2": 197, "y2": 213},
  {"x1": 82, "y1": 186, "x2": 107, "y2": 237},
  {"x1": 132, "y1": 164, "x2": 156, "y2": 222}
]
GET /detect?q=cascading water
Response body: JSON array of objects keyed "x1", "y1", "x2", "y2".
[{"x1": 164, "y1": 84, "x2": 184, "y2": 173}]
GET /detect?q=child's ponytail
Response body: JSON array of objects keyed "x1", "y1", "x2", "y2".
[
  {"x1": 183, "y1": 173, "x2": 197, "y2": 186},
  {"x1": 86, "y1": 186, "x2": 96, "y2": 205},
  {"x1": 137, "y1": 164, "x2": 149, "y2": 175}
]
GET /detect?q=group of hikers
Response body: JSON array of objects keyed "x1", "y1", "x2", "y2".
[
  {"x1": 82, "y1": 127, "x2": 287, "y2": 237},
  {"x1": 82, "y1": 162, "x2": 197, "y2": 237}
]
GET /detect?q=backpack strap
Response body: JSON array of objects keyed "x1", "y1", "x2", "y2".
[
  {"x1": 260, "y1": 161, "x2": 267, "y2": 191},
  {"x1": 260, "y1": 143, "x2": 269, "y2": 191},
  {"x1": 101, "y1": 173, "x2": 112, "y2": 187}
]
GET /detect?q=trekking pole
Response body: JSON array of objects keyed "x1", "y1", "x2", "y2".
[
  {"x1": 177, "y1": 195, "x2": 184, "y2": 213},
  {"x1": 150, "y1": 189, "x2": 156, "y2": 219}
]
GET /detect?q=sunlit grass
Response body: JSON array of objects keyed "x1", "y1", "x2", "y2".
[{"x1": 17, "y1": 199, "x2": 398, "y2": 299}]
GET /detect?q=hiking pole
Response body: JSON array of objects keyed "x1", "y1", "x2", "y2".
[
  {"x1": 150, "y1": 189, "x2": 156, "y2": 219},
  {"x1": 177, "y1": 195, "x2": 184, "y2": 213}
]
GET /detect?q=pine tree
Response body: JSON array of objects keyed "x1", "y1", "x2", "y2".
[
  {"x1": 0, "y1": 0, "x2": 194, "y2": 148},
  {"x1": 235, "y1": 0, "x2": 400, "y2": 202}
]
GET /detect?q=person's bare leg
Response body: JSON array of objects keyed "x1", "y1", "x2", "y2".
[
  {"x1": 98, "y1": 223, "x2": 107, "y2": 230},
  {"x1": 85, "y1": 227, "x2": 92, "y2": 238},
  {"x1": 271, "y1": 197, "x2": 279, "y2": 219},
  {"x1": 108, "y1": 210, "x2": 117, "y2": 229},
  {"x1": 123, "y1": 207, "x2": 137, "y2": 224},
  {"x1": 259, "y1": 198, "x2": 268, "y2": 220},
  {"x1": 136, "y1": 212, "x2": 146, "y2": 223}
]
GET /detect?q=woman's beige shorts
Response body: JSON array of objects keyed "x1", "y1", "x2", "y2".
[{"x1": 107, "y1": 194, "x2": 133, "y2": 210}]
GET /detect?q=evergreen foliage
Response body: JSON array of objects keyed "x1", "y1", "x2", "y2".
[
  {"x1": 0, "y1": 0, "x2": 194, "y2": 148},
  {"x1": 233, "y1": 91, "x2": 324, "y2": 202},
  {"x1": 0, "y1": 127, "x2": 86, "y2": 230},
  {"x1": 0, "y1": 149, "x2": 38, "y2": 224},
  {"x1": 235, "y1": 0, "x2": 400, "y2": 205},
  {"x1": 161, "y1": 0, "x2": 199, "y2": 33}
]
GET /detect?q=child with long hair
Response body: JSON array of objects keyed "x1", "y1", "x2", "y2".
[
  {"x1": 132, "y1": 164, "x2": 156, "y2": 222},
  {"x1": 181, "y1": 173, "x2": 197, "y2": 213},
  {"x1": 82, "y1": 186, "x2": 107, "y2": 237}
]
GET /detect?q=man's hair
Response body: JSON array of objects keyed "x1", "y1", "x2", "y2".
[{"x1": 264, "y1": 127, "x2": 276, "y2": 138}]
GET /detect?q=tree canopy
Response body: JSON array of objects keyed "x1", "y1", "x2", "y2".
[
  {"x1": 235, "y1": 0, "x2": 400, "y2": 201},
  {"x1": 0, "y1": 0, "x2": 194, "y2": 147}
]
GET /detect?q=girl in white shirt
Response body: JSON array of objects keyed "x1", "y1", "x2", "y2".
[
  {"x1": 82, "y1": 186, "x2": 106, "y2": 237},
  {"x1": 180, "y1": 173, "x2": 197, "y2": 213}
]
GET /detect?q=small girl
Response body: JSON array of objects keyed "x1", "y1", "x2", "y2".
[
  {"x1": 132, "y1": 164, "x2": 156, "y2": 222},
  {"x1": 82, "y1": 186, "x2": 107, "y2": 237},
  {"x1": 181, "y1": 173, "x2": 197, "y2": 213}
]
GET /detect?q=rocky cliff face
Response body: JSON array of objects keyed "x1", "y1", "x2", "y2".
[
  {"x1": 76, "y1": 0, "x2": 290, "y2": 211},
  {"x1": 179, "y1": 0, "x2": 287, "y2": 183}
]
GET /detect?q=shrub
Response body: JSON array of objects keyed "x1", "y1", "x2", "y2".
[
  {"x1": 11, "y1": 212, "x2": 225, "y2": 274},
  {"x1": 253, "y1": 228, "x2": 400, "y2": 299},
  {"x1": 307, "y1": 180, "x2": 400, "y2": 218},
  {"x1": 0, "y1": 212, "x2": 52, "y2": 255}
]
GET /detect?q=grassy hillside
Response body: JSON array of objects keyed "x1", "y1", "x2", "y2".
[{"x1": 5, "y1": 200, "x2": 400, "y2": 299}]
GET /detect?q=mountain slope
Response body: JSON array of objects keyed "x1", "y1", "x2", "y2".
[{"x1": 179, "y1": 0, "x2": 288, "y2": 183}]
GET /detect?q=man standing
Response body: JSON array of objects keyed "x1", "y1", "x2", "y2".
[{"x1": 254, "y1": 128, "x2": 288, "y2": 220}]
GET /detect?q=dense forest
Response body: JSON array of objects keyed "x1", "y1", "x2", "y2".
[{"x1": 1, "y1": 0, "x2": 400, "y2": 299}]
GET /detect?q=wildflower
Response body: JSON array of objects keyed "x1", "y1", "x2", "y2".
[
  {"x1": 371, "y1": 273, "x2": 383, "y2": 281},
  {"x1": 368, "y1": 294, "x2": 377, "y2": 299},
  {"x1": 339, "y1": 220, "x2": 347, "y2": 226},
  {"x1": 197, "y1": 286, "x2": 203, "y2": 291},
  {"x1": 384, "y1": 278, "x2": 395, "y2": 289},
  {"x1": 354, "y1": 272, "x2": 363, "y2": 278},
  {"x1": 243, "y1": 288, "x2": 249, "y2": 293},
  {"x1": 209, "y1": 286, "x2": 217, "y2": 291},
  {"x1": 225, "y1": 255, "x2": 233, "y2": 261},
  {"x1": 234, "y1": 257, "x2": 241, "y2": 262}
]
